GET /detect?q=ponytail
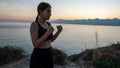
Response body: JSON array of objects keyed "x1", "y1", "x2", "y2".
[{"x1": 35, "y1": 15, "x2": 38, "y2": 22}]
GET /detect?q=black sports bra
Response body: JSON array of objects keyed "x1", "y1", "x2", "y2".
[{"x1": 37, "y1": 22, "x2": 53, "y2": 41}]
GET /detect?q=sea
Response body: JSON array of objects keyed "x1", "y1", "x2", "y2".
[{"x1": 0, "y1": 21, "x2": 120, "y2": 56}]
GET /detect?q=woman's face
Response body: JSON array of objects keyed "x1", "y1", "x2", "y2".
[{"x1": 40, "y1": 7, "x2": 51, "y2": 20}]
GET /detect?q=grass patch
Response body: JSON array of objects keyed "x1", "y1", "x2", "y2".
[
  {"x1": 52, "y1": 48, "x2": 68, "y2": 65},
  {"x1": 93, "y1": 42, "x2": 120, "y2": 68},
  {"x1": 94, "y1": 60, "x2": 120, "y2": 68},
  {"x1": 0, "y1": 45, "x2": 25, "y2": 66}
]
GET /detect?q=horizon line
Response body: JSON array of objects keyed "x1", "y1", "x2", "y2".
[{"x1": 0, "y1": 17, "x2": 120, "y2": 22}]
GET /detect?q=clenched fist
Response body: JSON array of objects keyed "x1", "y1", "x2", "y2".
[{"x1": 56, "y1": 25, "x2": 63, "y2": 32}]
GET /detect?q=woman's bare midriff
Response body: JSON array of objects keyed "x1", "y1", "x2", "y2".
[{"x1": 38, "y1": 40, "x2": 51, "y2": 48}]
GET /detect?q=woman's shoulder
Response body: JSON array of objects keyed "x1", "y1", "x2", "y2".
[
  {"x1": 31, "y1": 21, "x2": 38, "y2": 26},
  {"x1": 30, "y1": 21, "x2": 38, "y2": 29}
]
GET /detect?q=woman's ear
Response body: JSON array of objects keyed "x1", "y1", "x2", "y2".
[
  {"x1": 38, "y1": 10, "x2": 42, "y2": 15},
  {"x1": 40, "y1": 11, "x2": 45, "y2": 16},
  {"x1": 38, "y1": 15, "x2": 40, "y2": 19}
]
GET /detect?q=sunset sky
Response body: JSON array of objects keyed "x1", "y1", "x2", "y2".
[{"x1": 0, "y1": 0, "x2": 120, "y2": 21}]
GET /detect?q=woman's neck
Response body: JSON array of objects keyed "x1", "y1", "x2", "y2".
[{"x1": 38, "y1": 16, "x2": 46, "y2": 24}]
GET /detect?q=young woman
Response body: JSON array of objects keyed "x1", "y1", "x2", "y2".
[{"x1": 30, "y1": 2, "x2": 62, "y2": 68}]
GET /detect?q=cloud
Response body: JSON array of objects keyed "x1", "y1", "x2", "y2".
[
  {"x1": 0, "y1": 2, "x2": 33, "y2": 19},
  {"x1": 0, "y1": 2, "x2": 31, "y2": 11},
  {"x1": 0, "y1": 2, "x2": 35, "y2": 14}
]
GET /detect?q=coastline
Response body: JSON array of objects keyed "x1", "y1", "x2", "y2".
[{"x1": 0, "y1": 42, "x2": 120, "y2": 68}]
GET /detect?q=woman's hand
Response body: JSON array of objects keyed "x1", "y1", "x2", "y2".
[{"x1": 56, "y1": 25, "x2": 63, "y2": 32}]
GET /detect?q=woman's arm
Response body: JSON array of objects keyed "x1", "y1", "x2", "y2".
[
  {"x1": 30, "y1": 22, "x2": 53, "y2": 48},
  {"x1": 51, "y1": 25, "x2": 63, "y2": 42}
]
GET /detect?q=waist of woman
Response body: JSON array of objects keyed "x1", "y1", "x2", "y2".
[{"x1": 38, "y1": 40, "x2": 51, "y2": 49}]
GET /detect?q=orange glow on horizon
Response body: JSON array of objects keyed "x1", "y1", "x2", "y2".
[{"x1": 0, "y1": 13, "x2": 120, "y2": 21}]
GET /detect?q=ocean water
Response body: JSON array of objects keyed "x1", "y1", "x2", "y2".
[{"x1": 0, "y1": 21, "x2": 120, "y2": 56}]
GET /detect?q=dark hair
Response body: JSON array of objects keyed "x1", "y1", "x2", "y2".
[{"x1": 35, "y1": 2, "x2": 51, "y2": 22}]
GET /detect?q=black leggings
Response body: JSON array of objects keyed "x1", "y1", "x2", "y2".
[{"x1": 30, "y1": 47, "x2": 54, "y2": 68}]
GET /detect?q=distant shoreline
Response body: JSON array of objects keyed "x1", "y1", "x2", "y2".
[
  {"x1": 52, "y1": 18, "x2": 120, "y2": 26},
  {"x1": 0, "y1": 18, "x2": 120, "y2": 26},
  {"x1": 53, "y1": 22, "x2": 120, "y2": 27}
]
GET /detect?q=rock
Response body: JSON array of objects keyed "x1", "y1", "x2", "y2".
[{"x1": 68, "y1": 52, "x2": 84, "y2": 61}]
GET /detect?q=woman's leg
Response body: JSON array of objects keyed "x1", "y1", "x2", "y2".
[
  {"x1": 30, "y1": 48, "x2": 43, "y2": 68},
  {"x1": 43, "y1": 48, "x2": 54, "y2": 68},
  {"x1": 43, "y1": 53, "x2": 54, "y2": 68}
]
